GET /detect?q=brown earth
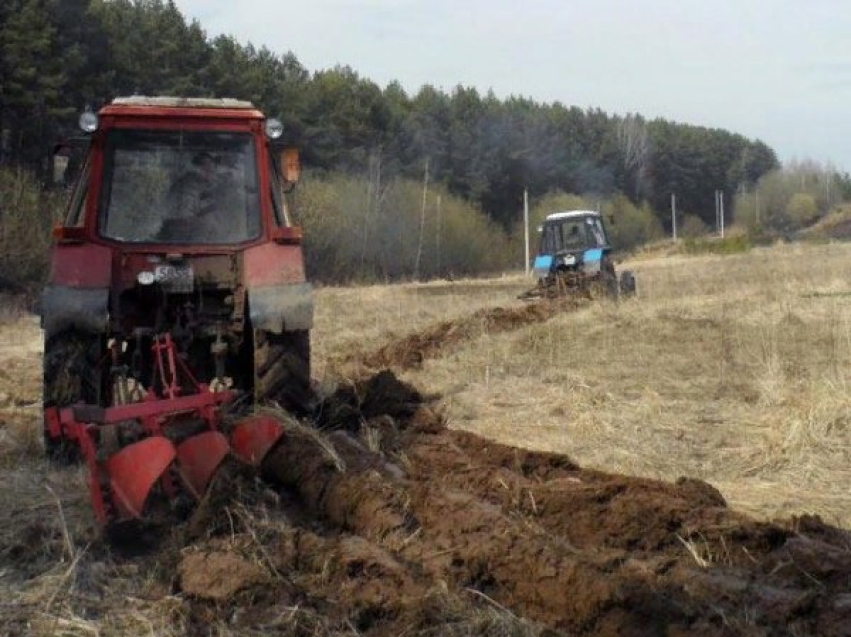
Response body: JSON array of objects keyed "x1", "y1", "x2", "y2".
[
  {"x1": 3, "y1": 308, "x2": 851, "y2": 636},
  {"x1": 170, "y1": 371, "x2": 851, "y2": 637},
  {"x1": 348, "y1": 297, "x2": 586, "y2": 370}
]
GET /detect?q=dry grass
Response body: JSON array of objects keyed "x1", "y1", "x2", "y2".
[
  {"x1": 3, "y1": 244, "x2": 851, "y2": 533},
  {"x1": 2, "y1": 241, "x2": 851, "y2": 635},
  {"x1": 313, "y1": 275, "x2": 532, "y2": 377},
  {"x1": 315, "y1": 242, "x2": 851, "y2": 530}
]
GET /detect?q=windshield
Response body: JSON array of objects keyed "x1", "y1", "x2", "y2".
[
  {"x1": 99, "y1": 129, "x2": 261, "y2": 244},
  {"x1": 540, "y1": 216, "x2": 608, "y2": 253}
]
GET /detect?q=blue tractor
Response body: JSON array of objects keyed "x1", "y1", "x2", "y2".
[{"x1": 523, "y1": 210, "x2": 636, "y2": 299}]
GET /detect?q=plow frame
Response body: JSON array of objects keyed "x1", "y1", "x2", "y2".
[
  {"x1": 46, "y1": 390, "x2": 233, "y2": 525},
  {"x1": 44, "y1": 334, "x2": 235, "y2": 527},
  {"x1": 44, "y1": 332, "x2": 291, "y2": 528}
]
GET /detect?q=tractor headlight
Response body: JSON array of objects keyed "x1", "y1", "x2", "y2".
[
  {"x1": 79, "y1": 110, "x2": 99, "y2": 133},
  {"x1": 265, "y1": 118, "x2": 283, "y2": 140},
  {"x1": 137, "y1": 271, "x2": 155, "y2": 286},
  {"x1": 559, "y1": 254, "x2": 576, "y2": 266}
]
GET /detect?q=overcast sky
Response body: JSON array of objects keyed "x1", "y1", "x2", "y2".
[{"x1": 172, "y1": 0, "x2": 851, "y2": 171}]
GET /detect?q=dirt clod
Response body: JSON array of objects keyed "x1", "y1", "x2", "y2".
[
  {"x1": 166, "y1": 369, "x2": 851, "y2": 636},
  {"x1": 4, "y1": 354, "x2": 851, "y2": 636},
  {"x1": 180, "y1": 545, "x2": 267, "y2": 601}
]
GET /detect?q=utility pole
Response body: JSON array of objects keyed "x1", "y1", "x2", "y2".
[
  {"x1": 436, "y1": 194, "x2": 442, "y2": 275},
  {"x1": 720, "y1": 191, "x2": 725, "y2": 239},
  {"x1": 523, "y1": 188, "x2": 530, "y2": 275},
  {"x1": 671, "y1": 193, "x2": 677, "y2": 240},
  {"x1": 755, "y1": 188, "x2": 760, "y2": 226},
  {"x1": 715, "y1": 190, "x2": 721, "y2": 234}
]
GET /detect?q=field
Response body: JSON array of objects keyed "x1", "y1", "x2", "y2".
[{"x1": 1, "y1": 241, "x2": 851, "y2": 636}]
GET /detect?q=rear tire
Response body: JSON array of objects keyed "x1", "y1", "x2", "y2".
[
  {"x1": 598, "y1": 256, "x2": 619, "y2": 299},
  {"x1": 43, "y1": 332, "x2": 103, "y2": 462},
  {"x1": 619, "y1": 271, "x2": 637, "y2": 297},
  {"x1": 254, "y1": 329, "x2": 313, "y2": 415}
]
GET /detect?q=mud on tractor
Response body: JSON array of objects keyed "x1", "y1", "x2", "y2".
[
  {"x1": 41, "y1": 97, "x2": 313, "y2": 529},
  {"x1": 521, "y1": 210, "x2": 636, "y2": 300}
]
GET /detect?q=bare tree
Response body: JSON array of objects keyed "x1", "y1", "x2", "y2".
[
  {"x1": 361, "y1": 145, "x2": 391, "y2": 274},
  {"x1": 414, "y1": 157, "x2": 429, "y2": 280},
  {"x1": 616, "y1": 114, "x2": 650, "y2": 197}
]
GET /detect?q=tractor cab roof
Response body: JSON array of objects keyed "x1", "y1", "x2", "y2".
[
  {"x1": 110, "y1": 96, "x2": 256, "y2": 109},
  {"x1": 544, "y1": 210, "x2": 601, "y2": 222},
  {"x1": 99, "y1": 96, "x2": 264, "y2": 120}
]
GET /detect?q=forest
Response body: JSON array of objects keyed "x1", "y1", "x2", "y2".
[{"x1": 0, "y1": 0, "x2": 845, "y2": 288}]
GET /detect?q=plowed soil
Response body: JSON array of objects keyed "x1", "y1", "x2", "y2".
[
  {"x1": 348, "y1": 297, "x2": 586, "y2": 370},
  {"x1": 2, "y1": 313, "x2": 851, "y2": 636},
  {"x1": 171, "y1": 371, "x2": 850, "y2": 637}
]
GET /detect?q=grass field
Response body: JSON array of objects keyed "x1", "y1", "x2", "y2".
[
  {"x1": 3, "y1": 241, "x2": 850, "y2": 531},
  {"x1": 316, "y1": 240, "x2": 851, "y2": 529},
  {"x1": 2, "y1": 239, "x2": 851, "y2": 635}
]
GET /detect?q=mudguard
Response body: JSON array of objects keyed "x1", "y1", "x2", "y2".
[
  {"x1": 582, "y1": 248, "x2": 604, "y2": 276},
  {"x1": 41, "y1": 285, "x2": 109, "y2": 338},
  {"x1": 248, "y1": 283, "x2": 314, "y2": 333},
  {"x1": 533, "y1": 254, "x2": 554, "y2": 279}
]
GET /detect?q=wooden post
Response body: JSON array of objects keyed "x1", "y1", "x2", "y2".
[
  {"x1": 523, "y1": 188, "x2": 530, "y2": 275},
  {"x1": 671, "y1": 193, "x2": 677, "y2": 240}
]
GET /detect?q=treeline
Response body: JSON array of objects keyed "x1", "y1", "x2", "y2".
[
  {"x1": 298, "y1": 175, "x2": 516, "y2": 283},
  {"x1": 2, "y1": 0, "x2": 786, "y2": 234},
  {"x1": 734, "y1": 160, "x2": 851, "y2": 238}
]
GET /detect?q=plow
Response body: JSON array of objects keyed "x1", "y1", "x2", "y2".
[
  {"x1": 41, "y1": 96, "x2": 312, "y2": 530},
  {"x1": 44, "y1": 334, "x2": 285, "y2": 526}
]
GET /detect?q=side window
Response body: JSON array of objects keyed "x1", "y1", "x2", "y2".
[
  {"x1": 589, "y1": 218, "x2": 607, "y2": 246},
  {"x1": 63, "y1": 156, "x2": 91, "y2": 227},
  {"x1": 541, "y1": 225, "x2": 556, "y2": 253},
  {"x1": 268, "y1": 150, "x2": 291, "y2": 227}
]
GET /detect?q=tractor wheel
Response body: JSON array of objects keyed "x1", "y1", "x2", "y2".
[
  {"x1": 43, "y1": 332, "x2": 103, "y2": 462},
  {"x1": 619, "y1": 270, "x2": 637, "y2": 297},
  {"x1": 599, "y1": 258, "x2": 619, "y2": 299},
  {"x1": 254, "y1": 329, "x2": 313, "y2": 415},
  {"x1": 603, "y1": 270, "x2": 619, "y2": 299}
]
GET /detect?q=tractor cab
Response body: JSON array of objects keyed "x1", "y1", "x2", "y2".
[{"x1": 533, "y1": 210, "x2": 610, "y2": 280}]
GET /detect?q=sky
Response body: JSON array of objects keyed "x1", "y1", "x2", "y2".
[{"x1": 172, "y1": 0, "x2": 851, "y2": 171}]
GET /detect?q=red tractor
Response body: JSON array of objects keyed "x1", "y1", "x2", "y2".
[{"x1": 41, "y1": 97, "x2": 313, "y2": 528}]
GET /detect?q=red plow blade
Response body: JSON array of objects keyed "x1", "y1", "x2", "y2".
[
  {"x1": 176, "y1": 431, "x2": 231, "y2": 498},
  {"x1": 230, "y1": 416, "x2": 285, "y2": 466},
  {"x1": 104, "y1": 436, "x2": 177, "y2": 521}
]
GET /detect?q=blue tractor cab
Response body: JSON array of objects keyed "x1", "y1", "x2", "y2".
[{"x1": 525, "y1": 210, "x2": 635, "y2": 299}]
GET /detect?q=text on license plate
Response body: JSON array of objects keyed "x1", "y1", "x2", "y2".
[{"x1": 154, "y1": 264, "x2": 194, "y2": 292}]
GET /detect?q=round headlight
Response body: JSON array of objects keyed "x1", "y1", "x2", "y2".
[
  {"x1": 265, "y1": 118, "x2": 283, "y2": 140},
  {"x1": 79, "y1": 110, "x2": 99, "y2": 133},
  {"x1": 137, "y1": 271, "x2": 155, "y2": 286}
]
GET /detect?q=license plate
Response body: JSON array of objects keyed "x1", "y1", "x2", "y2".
[{"x1": 154, "y1": 264, "x2": 194, "y2": 293}]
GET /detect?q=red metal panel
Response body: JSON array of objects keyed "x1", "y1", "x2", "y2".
[
  {"x1": 176, "y1": 431, "x2": 230, "y2": 498},
  {"x1": 243, "y1": 242, "x2": 306, "y2": 287},
  {"x1": 230, "y1": 416, "x2": 285, "y2": 466},
  {"x1": 100, "y1": 117, "x2": 260, "y2": 133},
  {"x1": 98, "y1": 100, "x2": 263, "y2": 130},
  {"x1": 50, "y1": 243, "x2": 113, "y2": 287},
  {"x1": 104, "y1": 436, "x2": 177, "y2": 520},
  {"x1": 99, "y1": 105, "x2": 263, "y2": 121},
  {"x1": 78, "y1": 390, "x2": 231, "y2": 425}
]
